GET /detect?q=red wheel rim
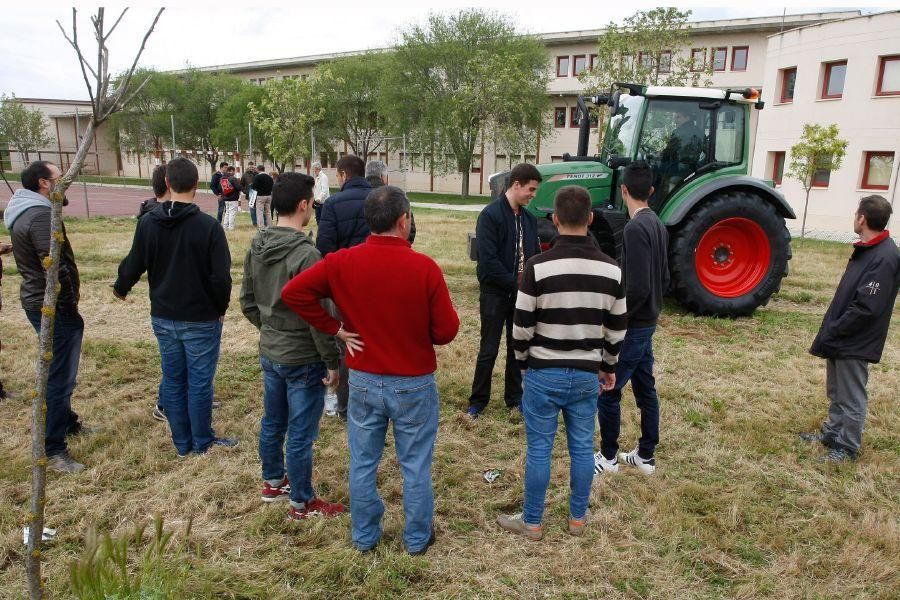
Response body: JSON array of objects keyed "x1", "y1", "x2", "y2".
[{"x1": 695, "y1": 218, "x2": 771, "y2": 298}]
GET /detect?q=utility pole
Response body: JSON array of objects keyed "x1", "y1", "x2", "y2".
[
  {"x1": 170, "y1": 114, "x2": 176, "y2": 160},
  {"x1": 248, "y1": 121, "x2": 253, "y2": 162}
]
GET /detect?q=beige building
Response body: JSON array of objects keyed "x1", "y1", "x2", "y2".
[
  {"x1": 752, "y1": 10, "x2": 900, "y2": 234},
  {"x1": 10, "y1": 9, "x2": 899, "y2": 235}
]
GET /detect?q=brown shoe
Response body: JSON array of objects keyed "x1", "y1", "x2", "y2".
[
  {"x1": 568, "y1": 511, "x2": 590, "y2": 536},
  {"x1": 497, "y1": 513, "x2": 543, "y2": 540}
]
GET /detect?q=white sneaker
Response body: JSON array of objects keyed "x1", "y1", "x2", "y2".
[
  {"x1": 618, "y1": 448, "x2": 656, "y2": 475},
  {"x1": 593, "y1": 451, "x2": 619, "y2": 475}
]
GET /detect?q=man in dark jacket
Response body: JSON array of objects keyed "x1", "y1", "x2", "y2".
[
  {"x1": 211, "y1": 161, "x2": 228, "y2": 223},
  {"x1": 803, "y1": 195, "x2": 899, "y2": 462},
  {"x1": 241, "y1": 162, "x2": 258, "y2": 227},
  {"x1": 4, "y1": 161, "x2": 87, "y2": 473},
  {"x1": 315, "y1": 155, "x2": 371, "y2": 420},
  {"x1": 138, "y1": 163, "x2": 169, "y2": 218},
  {"x1": 466, "y1": 163, "x2": 542, "y2": 420},
  {"x1": 252, "y1": 164, "x2": 275, "y2": 230},
  {"x1": 366, "y1": 160, "x2": 415, "y2": 244},
  {"x1": 240, "y1": 172, "x2": 344, "y2": 519},
  {"x1": 316, "y1": 155, "x2": 371, "y2": 256},
  {"x1": 114, "y1": 157, "x2": 237, "y2": 457}
]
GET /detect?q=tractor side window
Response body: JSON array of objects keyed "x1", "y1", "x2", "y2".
[
  {"x1": 637, "y1": 100, "x2": 709, "y2": 210},
  {"x1": 714, "y1": 105, "x2": 744, "y2": 165}
]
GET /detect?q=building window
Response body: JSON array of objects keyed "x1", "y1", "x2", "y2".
[
  {"x1": 471, "y1": 154, "x2": 482, "y2": 174},
  {"x1": 554, "y1": 107, "x2": 567, "y2": 128},
  {"x1": 779, "y1": 68, "x2": 797, "y2": 103},
  {"x1": 638, "y1": 52, "x2": 654, "y2": 70},
  {"x1": 691, "y1": 48, "x2": 706, "y2": 72},
  {"x1": 569, "y1": 106, "x2": 581, "y2": 128},
  {"x1": 731, "y1": 46, "x2": 748, "y2": 71},
  {"x1": 822, "y1": 60, "x2": 847, "y2": 99},
  {"x1": 556, "y1": 56, "x2": 570, "y2": 77},
  {"x1": 659, "y1": 50, "x2": 672, "y2": 73},
  {"x1": 573, "y1": 55, "x2": 587, "y2": 75},
  {"x1": 590, "y1": 54, "x2": 599, "y2": 71},
  {"x1": 861, "y1": 151, "x2": 894, "y2": 190},
  {"x1": 876, "y1": 55, "x2": 900, "y2": 96},
  {"x1": 771, "y1": 151, "x2": 785, "y2": 186},
  {"x1": 712, "y1": 47, "x2": 727, "y2": 72},
  {"x1": 812, "y1": 157, "x2": 833, "y2": 188}
]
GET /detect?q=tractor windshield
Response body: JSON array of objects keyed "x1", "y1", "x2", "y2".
[{"x1": 600, "y1": 94, "x2": 644, "y2": 162}]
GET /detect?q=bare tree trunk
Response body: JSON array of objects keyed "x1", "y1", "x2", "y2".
[
  {"x1": 800, "y1": 186, "x2": 811, "y2": 244},
  {"x1": 25, "y1": 123, "x2": 96, "y2": 600},
  {"x1": 461, "y1": 168, "x2": 470, "y2": 197}
]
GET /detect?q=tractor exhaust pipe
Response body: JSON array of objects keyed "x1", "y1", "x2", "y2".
[{"x1": 576, "y1": 95, "x2": 590, "y2": 157}]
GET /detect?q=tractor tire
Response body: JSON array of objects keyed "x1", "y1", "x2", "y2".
[{"x1": 669, "y1": 190, "x2": 791, "y2": 317}]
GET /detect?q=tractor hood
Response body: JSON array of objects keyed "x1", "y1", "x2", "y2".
[{"x1": 527, "y1": 161, "x2": 614, "y2": 217}]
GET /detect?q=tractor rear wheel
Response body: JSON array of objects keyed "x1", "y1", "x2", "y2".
[{"x1": 670, "y1": 191, "x2": 791, "y2": 316}]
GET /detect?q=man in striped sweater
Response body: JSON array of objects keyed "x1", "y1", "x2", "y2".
[{"x1": 498, "y1": 186, "x2": 627, "y2": 540}]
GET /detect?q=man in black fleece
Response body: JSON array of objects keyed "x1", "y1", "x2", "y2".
[
  {"x1": 803, "y1": 195, "x2": 898, "y2": 462},
  {"x1": 114, "y1": 157, "x2": 237, "y2": 456},
  {"x1": 595, "y1": 160, "x2": 669, "y2": 476}
]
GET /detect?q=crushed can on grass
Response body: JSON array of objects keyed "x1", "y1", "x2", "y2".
[{"x1": 482, "y1": 469, "x2": 502, "y2": 483}]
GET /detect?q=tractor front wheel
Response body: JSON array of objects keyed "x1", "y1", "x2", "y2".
[{"x1": 670, "y1": 191, "x2": 791, "y2": 316}]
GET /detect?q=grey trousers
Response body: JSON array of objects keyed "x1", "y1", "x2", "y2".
[
  {"x1": 821, "y1": 358, "x2": 869, "y2": 455},
  {"x1": 255, "y1": 195, "x2": 272, "y2": 229}
]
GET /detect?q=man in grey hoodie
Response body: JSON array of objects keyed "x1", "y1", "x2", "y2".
[
  {"x1": 240, "y1": 171, "x2": 345, "y2": 520},
  {"x1": 4, "y1": 161, "x2": 87, "y2": 473}
]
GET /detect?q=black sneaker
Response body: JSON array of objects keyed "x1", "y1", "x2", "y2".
[
  {"x1": 408, "y1": 527, "x2": 436, "y2": 556},
  {"x1": 152, "y1": 406, "x2": 166, "y2": 421},
  {"x1": 211, "y1": 437, "x2": 239, "y2": 449},
  {"x1": 799, "y1": 431, "x2": 827, "y2": 445},
  {"x1": 819, "y1": 447, "x2": 856, "y2": 463}
]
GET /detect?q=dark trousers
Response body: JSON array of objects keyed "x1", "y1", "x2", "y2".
[
  {"x1": 216, "y1": 197, "x2": 225, "y2": 222},
  {"x1": 336, "y1": 343, "x2": 350, "y2": 418},
  {"x1": 468, "y1": 290, "x2": 521, "y2": 410},
  {"x1": 314, "y1": 202, "x2": 323, "y2": 224},
  {"x1": 25, "y1": 310, "x2": 84, "y2": 457},
  {"x1": 597, "y1": 325, "x2": 660, "y2": 460}
]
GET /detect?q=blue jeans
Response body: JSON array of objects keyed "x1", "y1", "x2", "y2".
[
  {"x1": 216, "y1": 197, "x2": 225, "y2": 223},
  {"x1": 522, "y1": 368, "x2": 598, "y2": 525},
  {"x1": 248, "y1": 199, "x2": 258, "y2": 227},
  {"x1": 259, "y1": 356, "x2": 326, "y2": 505},
  {"x1": 151, "y1": 317, "x2": 222, "y2": 455},
  {"x1": 347, "y1": 370, "x2": 439, "y2": 552},
  {"x1": 597, "y1": 325, "x2": 660, "y2": 460},
  {"x1": 26, "y1": 310, "x2": 84, "y2": 457}
]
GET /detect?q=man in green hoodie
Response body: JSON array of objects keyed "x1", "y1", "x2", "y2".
[{"x1": 240, "y1": 172, "x2": 346, "y2": 520}]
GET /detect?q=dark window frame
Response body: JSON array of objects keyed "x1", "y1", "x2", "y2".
[
  {"x1": 780, "y1": 67, "x2": 797, "y2": 103},
  {"x1": 553, "y1": 107, "x2": 567, "y2": 128},
  {"x1": 569, "y1": 106, "x2": 580, "y2": 128},
  {"x1": 876, "y1": 55, "x2": 900, "y2": 96},
  {"x1": 712, "y1": 47, "x2": 728, "y2": 72},
  {"x1": 731, "y1": 46, "x2": 749, "y2": 72},
  {"x1": 821, "y1": 60, "x2": 848, "y2": 99},
  {"x1": 658, "y1": 50, "x2": 672, "y2": 73},
  {"x1": 573, "y1": 54, "x2": 587, "y2": 75},
  {"x1": 691, "y1": 48, "x2": 706, "y2": 72},
  {"x1": 861, "y1": 151, "x2": 894, "y2": 190},
  {"x1": 556, "y1": 56, "x2": 570, "y2": 78},
  {"x1": 772, "y1": 151, "x2": 785, "y2": 186}
]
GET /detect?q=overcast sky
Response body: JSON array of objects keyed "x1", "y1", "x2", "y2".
[{"x1": 0, "y1": 1, "x2": 889, "y2": 100}]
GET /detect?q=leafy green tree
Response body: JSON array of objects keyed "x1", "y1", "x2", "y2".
[
  {"x1": 788, "y1": 123, "x2": 848, "y2": 240},
  {"x1": 0, "y1": 94, "x2": 53, "y2": 162},
  {"x1": 211, "y1": 82, "x2": 266, "y2": 157},
  {"x1": 172, "y1": 69, "x2": 244, "y2": 171},
  {"x1": 312, "y1": 53, "x2": 390, "y2": 159},
  {"x1": 579, "y1": 8, "x2": 712, "y2": 151},
  {"x1": 250, "y1": 76, "x2": 323, "y2": 172},
  {"x1": 107, "y1": 69, "x2": 180, "y2": 159},
  {"x1": 385, "y1": 9, "x2": 550, "y2": 196}
]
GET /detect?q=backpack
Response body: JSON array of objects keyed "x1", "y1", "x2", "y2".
[{"x1": 220, "y1": 177, "x2": 234, "y2": 196}]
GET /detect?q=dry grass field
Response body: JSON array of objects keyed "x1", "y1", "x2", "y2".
[{"x1": 0, "y1": 209, "x2": 898, "y2": 599}]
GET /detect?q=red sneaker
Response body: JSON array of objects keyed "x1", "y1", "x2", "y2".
[
  {"x1": 288, "y1": 497, "x2": 347, "y2": 520},
  {"x1": 261, "y1": 476, "x2": 290, "y2": 502}
]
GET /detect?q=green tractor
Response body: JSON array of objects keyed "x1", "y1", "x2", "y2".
[{"x1": 474, "y1": 83, "x2": 794, "y2": 317}]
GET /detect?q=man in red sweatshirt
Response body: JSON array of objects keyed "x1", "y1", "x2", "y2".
[{"x1": 282, "y1": 185, "x2": 459, "y2": 555}]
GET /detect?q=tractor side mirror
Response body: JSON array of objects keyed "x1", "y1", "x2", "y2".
[{"x1": 607, "y1": 155, "x2": 631, "y2": 169}]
